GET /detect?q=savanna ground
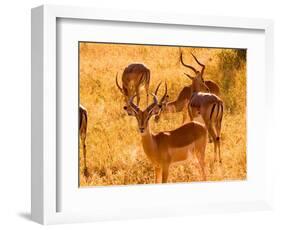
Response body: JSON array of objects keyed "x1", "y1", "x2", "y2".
[{"x1": 79, "y1": 43, "x2": 246, "y2": 186}]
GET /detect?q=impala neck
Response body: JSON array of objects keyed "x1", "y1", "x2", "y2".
[
  {"x1": 140, "y1": 122, "x2": 157, "y2": 158},
  {"x1": 141, "y1": 122, "x2": 152, "y2": 142}
]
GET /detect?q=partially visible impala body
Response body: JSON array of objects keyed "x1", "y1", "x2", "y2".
[
  {"x1": 154, "y1": 51, "x2": 220, "y2": 123},
  {"x1": 79, "y1": 105, "x2": 89, "y2": 177},
  {"x1": 179, "y1": 51, "x2": 224, "y2": 166},
  {"x1": 116, "y1": 63, "x2": 150, "y2": 106},
  {"x1": 154, "y1": 81, "x2": 219, "y2": 123}
]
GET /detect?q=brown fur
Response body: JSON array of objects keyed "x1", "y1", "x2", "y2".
[
  {"x1": 116, "y1": 63, "x2": 150, "y2": 106},
  {"x1": 125, "y1": 94, "x2": 207, "y2": 183},
  {"x1": 155, "y1": 80, "x2": 219, "y2": 123},
  {"x1": 180, "y1": 51, "x2": 224, "y2": 167}
]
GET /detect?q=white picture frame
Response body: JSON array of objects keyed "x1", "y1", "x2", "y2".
[{"x1": 31, "y1": 4, "x2": 274, "y2": 225}]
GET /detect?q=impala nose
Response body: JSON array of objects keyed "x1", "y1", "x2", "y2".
[{"x1": 139, "y1": 128, "x2": 145, "y2": 133}]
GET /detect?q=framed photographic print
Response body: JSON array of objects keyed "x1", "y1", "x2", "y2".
[{"x1": 31, "y1": 5, "x2": 274, "y2": 225}]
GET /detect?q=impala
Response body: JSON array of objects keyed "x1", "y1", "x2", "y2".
[
  {"x1": 154, "y1": 52, "x2": 220, "y2": 123},
  {"x1": 116, "y1": 63, "x2": 150, "y2": 106},
  {"x1": 180, "y1": 51, "x2": 220, "y2": 95},
  {"x1": 181, "y1": 52, "x2": 224, "y2": 165},
  {"x1": 79, "y1": 105, "x2": 89, "y2": 177},
  {"x1": 124, "y1": 85, "x2": 207, "y2": 183}
]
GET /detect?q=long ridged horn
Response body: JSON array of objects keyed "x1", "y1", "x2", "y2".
[
  {"x1": 115, "y1": 73, "x2": 124, "y2": 94},
  {"x1": 191, "y1": 53, "x2": 205, "y2": 74},
  {"x1": 154, "y1": 81, "x2": 162, "y2": 95},
  {"x1": 160, "y1": 82, "x2": 168, "y2": 104},
  {"x1": 147, "y1": 93, "x2": 159, "y2": 112},
  {"x1": 180, "y1": 51, "x2": 198, "y2": 74}
]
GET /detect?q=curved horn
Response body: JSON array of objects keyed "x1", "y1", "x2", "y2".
[
  {"x1": 115, "y1": 73, "x2": 123, "y2": 94},
  {"x1": 184, "y1": 73, "x2": 194, "y2": 81},
  {"x1": 129, "y1": 95, "x2": 139, "y2": 112},
  {"x1": 191, "y1": 53, "x2": 205, "y2": 74},
  {"x1": 154, "y1": 81, "x2": 162, "y2": 95},
  {"x1": 147, "y1": 93, "x2": 159, "y2": 112},
  {"x1": 180, "y1": 51, "x2": 198, "y2": 74},
  {"x1": 160, "y1": 81, "x2": 168, "y2": 104},
  {"x1": 151, "y1": 93, "x2": 158, "y2": 105}
]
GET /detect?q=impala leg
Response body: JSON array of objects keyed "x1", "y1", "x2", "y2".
[
  {"x1": 155, "y1": 167, "x2": 162, "y2": 183},
  {"x1": 161, "y1": 164, "x2": 170, "y2": 183},
  {"x1": 215, "y1": 119, "x2": 222, "y2": 164},
  {"x1": 81, "y1": 134, "x2": 89, "y2": 178},
  {"x1": 80, "y1": 109, "x2": 89, "y2": 178},
  {"x1": 195, "y1": 140, "x2": 206, "y2": 181},
  {"x1": 215, "y1": 129, "x2": 222, "y2": 164},
  {"x1": 217, "y1": 140, "x2": 222, "y2": 164}
]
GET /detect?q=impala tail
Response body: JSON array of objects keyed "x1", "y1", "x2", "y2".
[{"x1": 209, "y1": 101, "x2": 224, "y2": 140}]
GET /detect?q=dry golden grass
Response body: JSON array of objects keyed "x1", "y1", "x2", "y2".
[{"x1": 79, "y1": 43, "x2": 246, "y2": 186}]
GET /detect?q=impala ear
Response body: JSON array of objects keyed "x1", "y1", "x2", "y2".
[
  {"x1": 124, "y1": 106, "x2": 135, "y2": 116},
  {"x1": 164, "y1": 94, "x2": 169, "y2": 102},
  {"x1": 150, "y1": 105, "x2": 161, "y2": 116}
]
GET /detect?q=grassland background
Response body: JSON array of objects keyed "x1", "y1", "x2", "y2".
[{"x1": 79, "y1": 43, "x2": 246, "y2": 186}]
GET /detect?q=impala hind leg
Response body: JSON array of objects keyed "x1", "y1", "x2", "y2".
[
  {"x1": 206, "y1": 132, "x2": 213, "y2": 143},
  {"x1": 217, "y1": 140, "x2": 222, "y2": 164},
  {"x1": 80, "y1": 108, "x2": 89, "y2": 178},
  {"x1": 215, "y1": 119, "x2": 223, "y2": 164},
  {"x1": 81, "y1": 134, "x2": 89, "y2": 178}
]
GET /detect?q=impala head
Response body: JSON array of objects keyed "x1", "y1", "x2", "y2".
[
  {"x1": 116, "y1": 72, "x2": 145, "y2": 110},
  {"x1": 124, "y1": 90, "x2": 167, "y2": 134},
  {"x1": 180, "y1": 51, "x2": 210, "y2": 93}
]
